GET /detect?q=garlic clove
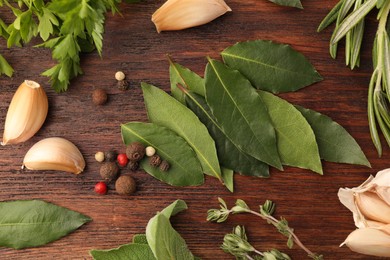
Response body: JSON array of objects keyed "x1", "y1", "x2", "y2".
[
  {"x1": 23, "y1": 137, "x2": 85, "y2": 174},
  {"x1": 341, "y1": 228, "x2": 390, "y2": 257},
  {"x1": 355, "y1": 192, "x2": 390, "y2": 224},
  {"x1": 151, "y1": 0, "x2": 232, "y2": 33},
  {"x1": 2, "y1": 80, "x2": 48, "y2": 145}
]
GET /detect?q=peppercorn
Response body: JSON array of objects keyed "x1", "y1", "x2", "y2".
[
  {"x1": 159, "y1": 160, "x2": 170, "y2": 172},
  {"x1": 95, "y1": 151, "x2": 105, "y2": 162},
  {"x1": 126, "y1": 142, "x2": 146, "y2": 162},
  {"x1": 127, "y1": 160, "x2": 139, "y2": 171},
  {"x1": 117, "y1": 80, "x2": 129, "y2": 91},
  {"x1": 117, "y1": 153, "x2": 129, "y2": 167},
  {"x1": 92, "y1": 88, "x2": 108, "y2": 105},
  {"x1": 105, "y1": 150, "x2": 117, "y2": 162},
  {"x1": 145, "y1": 146, "x2": 156, "y2": 157},
  {"x1": 100, "y1": 162, "x2": 119, "y2": 181},
  {"x1": 94, "y1": 182, "x2": 108, "y2": 195},
  {"x1": 149, "y1": 154, "x2": 162, "y2": 167},
  {"x1": 115, "y1": 175, "x2": 136, "y2": 195},
  {"x1": 115, "y1": 71, "x2": 126, "y2": 81}
]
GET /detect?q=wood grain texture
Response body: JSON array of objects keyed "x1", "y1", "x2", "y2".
[{"x1": 0, "y1": 0, "x2": 385, "y2": 259}]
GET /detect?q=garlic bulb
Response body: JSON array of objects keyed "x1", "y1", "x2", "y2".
[
  {"x1": 2, "y1": 80, "x2": 48, "y2": 145},
  {"x1": 152, "y1": 0, "x2": 232, "y2": 33},
  {"x1": 23, "y1": 137, "x2": 85, "y2": 174}
]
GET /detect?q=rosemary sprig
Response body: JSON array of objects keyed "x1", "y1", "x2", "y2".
[
  {"x1": 207, "y1": 198, "x2": 323, "y2": 260},
  {"x1": 319, "y1": 0, "x2": 390, "y2": 156}
]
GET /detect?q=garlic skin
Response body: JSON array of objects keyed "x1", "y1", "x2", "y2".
[
  {"x1": 338, "y1": 169, "x2": 390, "y2": 257},
  {"x1": 152, "y1": 0, "x2": 232, "y2": 33},
  {"x1": 2, "y1": 80, "x2": 48, "y2": 145},
  {"x1": 23, "y1": 137, "x2": 85, "y2": 174}
]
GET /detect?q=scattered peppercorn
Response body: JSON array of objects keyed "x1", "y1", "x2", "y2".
[
  {"x1": 115, "y1": 175, "x2": 136, "y2": 195},
  {"x1": 117, "y1": 153, "x2": 129, "y2": 167},
  {"x1": 100, "y1": 162, "x2": 119, "y2": 181},
  {"x1": 127, "y1": 160, "x2": 139, "y2": 171},
  {"x1": 149, "y1": 154, "x2": 162, "y2": 167},
  {"x1": 117, "y1": 80, "x2": 129, "y2": 91},
  {"x1": 105, "y1": 150, "x2": 117, "y2": 162},
  {"x1": 115, "y1": 71, "x2": 126, "y2": 81},
  {"x1": 95, "y1": 151, "x2": 105, "y2": 163},
  {"x1": 94, "y1": 182, "x2": 108, "y2": 195},
  {"x1": 92, "y1": 88, "x2": 108, "y2": 105},
  {"x1": 145, "y1": 146, "x2": 156, "y2": 157},
  {"x1": 159, "y1": 160, "x2": 170, "y2": 172},
  {"x1": 126, "y1": 142, "x2": 146, "y2": 162}
]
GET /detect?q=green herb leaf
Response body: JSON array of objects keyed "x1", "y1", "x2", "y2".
[
  {"x1": 205, "y1": 58, "x2": 282, "y2": 170},
  {"x1": 185, "y1": 92, "x2": 269, "y2": 177},
  {"x1": 133, "y1": 234, "x2": 148, "y2": 244},
  {"x1": 121, "y1": 122, "x2": 204, "y2": 186},
  {"x1": 37, "y1": 7, "x2": 59, "y2": 41},
  {"x1": 267, "y1": 0, "x2": 303, "y2": 9},
  {"x1": 90, "y1": 243, "x2": 156, "y2": 260},
  {"x1": 258, "y1": 91, "x2": 322, "y2": 174},
  {"x1": 221, "y1": 168, "x2": 234, "y2": 193},
  {"x1": 142, "y1": 83, "x2": 222, "y2": 181},
  {"x1": 169, "y1": 60, "x2": 205, "y2": 104},
  {"x1": 160, "y1": 199, "x2": 188, "y2": 218},
  {"x1": 0, "y1": 53, "x2": 14, "y2": 77},
  {"x1": 317, "y1": 0, "x2": 343, "y2": 32},
  {"x1": 221, "y1": 40, "x2": 322, "y2": 93},
  {"x1": 295, "y1": 105, "x2": 370, "y2": 167},
  {"x1": 0, "y1": 200, "x2": 91, "y2": 249}
]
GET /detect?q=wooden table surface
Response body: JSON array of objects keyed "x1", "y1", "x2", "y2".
[{"x1": 0, "y1": 0, "x2": 386, "y2": 259}]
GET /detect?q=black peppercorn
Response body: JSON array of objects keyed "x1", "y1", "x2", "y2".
[
  {"x1": 100, "y1": 162, "x2": 119, "y2": 181},
  {"x1": 105, "y1": 150, "x2": 117, "y2": 162},
  {"x1": 126, "y1": 142, "x2": 146, "y2": 162},
  {"x1": 159, "y1": 160, "x2": 170, "y2": 172},
  {"x1": 149, "y1": 154, "x2": 162, "y2": 167},
  {"x1": 127, "y1": 160, "x2": 139, "y2": 171},
  {"x1": 117, "y1": 80, "x2": 129, "y2": 91}
]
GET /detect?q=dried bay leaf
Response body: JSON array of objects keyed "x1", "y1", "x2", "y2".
[
  {"x1": 0, "y1": 200, "x2": 90, "y2": 249},
  {"x1": 221, "y1": 40, "x2": 322, "y2": 93},
  {"x1": 205, "y1": 59, "x2": 282, "y2": 170},
  {"x1": 121, "y1": 122, "x2": 204, "y2": 186},
  {"x1": 295, "y1": 106, "x2": 371, "y2": 167},
  {"x1": 142, "y1": 83, "x2": 222, "y2": 181},
  {"x1": 90, "y1": 244, "x2": 156, "y2": 260},
  {"x1": 185, "y1": 92, "x2": 269, "y2": 177},
  {"x1": 258, "y1": 91, "x2": 322, "y2": 174},
  {"x1": 268, "y1": 0, "x2": 303, "y2": 9}
]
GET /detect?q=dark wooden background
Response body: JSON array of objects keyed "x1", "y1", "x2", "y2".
[{"x1": 0, "y1": 0, "x2": 385, "y2": 259}]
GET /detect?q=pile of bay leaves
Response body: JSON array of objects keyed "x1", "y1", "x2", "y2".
[{"x1": 121, "y1": 40, "x2": 370, "y2": 191}]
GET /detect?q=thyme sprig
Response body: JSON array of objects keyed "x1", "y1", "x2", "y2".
[{"x1": 207, "y1": 198, "x2": 323, "y2": 260}]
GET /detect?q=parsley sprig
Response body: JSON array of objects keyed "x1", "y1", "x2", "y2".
[
  {"x1": 0, "y1": 0, "x2": 129, "y2": 92},
  {"x1": 207, "y1": 198, "x2": 323, "y2": 260}
]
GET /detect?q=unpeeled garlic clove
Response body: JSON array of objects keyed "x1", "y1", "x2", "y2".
[
  {"x1": 2, "y1": 80, "x2": 48, "y2": 145},
  {"x1": 23, "y1": 137, "x2": 85, "y2": 174},
  {"x1": 355, "y1": 192, "x2": 390, "y2": 224},
  {"x1": 151, "y1": 0, "x2": 232, "y2": 33},
  {"x1": 341, "y1": 228, "x2": 390, "y2": 257}
]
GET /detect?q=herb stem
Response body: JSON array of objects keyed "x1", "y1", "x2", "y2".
[
  {"x1": 254, "y1": 249, "x2": 264, "y2": 256},
  {"x1": 246, "y1": 254, "x2": 255, "y2": 260}
]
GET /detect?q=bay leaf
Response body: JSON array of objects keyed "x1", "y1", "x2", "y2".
[
  {"x1": 0, "y1": 200, "x2": 91, "y2": 249},
  {"x1": 185, "y1": 92, "x2": 269, "y2": 177},
  {"x1": 90, "y1": 243, "x2": 156, "y2": 260},
  {"x1": 221, "y1": 40, "x2": 323, "y2": 93},
  {"x1": 258, "y1": 91, "x2": 322, "y2": 174},
  {"x1": 222, "y1": 168, "x2": 234, "y2": 193},
  {"x1": 268, "y1": 0, "x2": 303, "y2": 9},
  {"x1": 121, "y1": 122, "x2": 204, "y2": 186},
  {"x1": 169, "y1": 60, "x2": 205, "y2": 104},
  {"x1": 295, "y1": 106, "x2": 371, "y2": 167},
  {"x1": 205, "y1": 59, "x2": 282, "y2": 170},
  {"x1": 142, "y1": 83, "x2": 222, "y2": 181}
]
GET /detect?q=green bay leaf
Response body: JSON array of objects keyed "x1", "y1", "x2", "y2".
[
  {"x1": 221, "y1": 40, "x2": 323, "y2": 93},
  {"x1": 185, "y1": 93, "x2": 269, "y2": 177},
  {"x1": 268, "y1": 0, "x2": 303, "y2": 9},
  {"x1": 90, "y1": 243, "x2": 156, "y2": 260},
  {"x1": 221, "y1": 168, "x2": 234, "y2": 193},
  {"x1": 121, "y1": 122, "x2": 204, "y2": 186},
  {"x1": 295, "y1": 106, "x2": 370, "y2": 167},
  {"x1": 258, "y1": 91, "x2": 322, "y2": 174},
  {"x1": 142, "y1": 83, "x2": 222, "y2": 181},
  {"x1": 205, "y1": 59, "x2": 282, "y2": 170},
  {"x1": 0, "y1": 200, "x2": 91, "y2": 249}
]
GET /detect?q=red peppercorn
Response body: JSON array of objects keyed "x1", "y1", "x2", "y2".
[
  {"x1": 117, "y1": 153, "x2": 129, "y2": 167},
  {"x1": 94, "y1": 182, "x2": 107, "y2": 195}
]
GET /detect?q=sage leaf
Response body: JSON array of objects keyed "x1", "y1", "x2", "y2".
[
  {"x1": 295, "y1": 105, "x2": 370, "y2": 167},
  {"x1": 185, "y1": 92, "x2": 269, "y2": 177},
  {"x1": 169, "y1": 60, "x2": 205, "y2": 104},
  {"x1": 221, "y1": 40, "x2": 322, "y2": 93},
  {"x1": 205, "y1": 59, "x2": 282, "y2": 170},
  {"x1": 121, "y1": 122, "x2": 204, "y2": 186},
  {"x1": 222, "y1": 168, "x2": 234, "y2": 193},
  {"x1": 268, "y1": 0, "x2": 303, "y2": 9},
  {"x1": 258, "y1": 91, "x2": 322, "y2": 174},
  {"x1": 90, "y1": 243, "x2": 156, "y2": 260},
  {"x1": 160, "y1": 199, "x2": 188, "y2": 218},
  {"x1": 133, "y1": 234, "x2": 148, "y2": 244},
  {"x1": 0, "y1": 200, "x2": 91, "y2": 249},
  {"x1": 142, "y1": 83, "x2": 222, "y2": 181}
]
